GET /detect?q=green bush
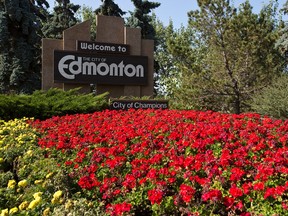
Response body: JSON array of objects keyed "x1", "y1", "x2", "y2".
[
  {"x1": 0, "y1": 88, "x2": 109, "y2": 120},
  {"x1": 250, "y1": 74, "x2": 288, "y2": 119}
]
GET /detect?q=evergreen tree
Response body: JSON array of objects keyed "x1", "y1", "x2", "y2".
[
  {"x1": 275, "y1": 1, "x2": 288, "y2": 59},
  {"x1": 152, "y1": 16, "x2": 206, "y2": 98},
  {"x1": 152, "y1": 18, "x2": 176, "y2": 95},
  {"x1": 42, "y1": 0, "x2": 80, "y2": 39},
  {"x1": 95, "y1": 0, "x2": 126, "y2": 17},
  {"x1": 126, "y1": 0, "x2": 160, "y2": 40},
  {"x1": 0, "y1": 0, "x2": 49, "y2": 94},
  {"x1": 81, "y1": 6, "x2": 97, "y2": 40},
  {"x1": 168, "y1": 0, "x2": 283, "y2": 113},
  {"x1": 251, "y1": 74, "x2": 288, "y2": 119}
]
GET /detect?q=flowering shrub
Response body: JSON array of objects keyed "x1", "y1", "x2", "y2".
[
  {"x1": 0, "y1": 118, "x2": 99, "y2": 215},
  {"x1": 0, "y1": 109, "x2": 287, "y2": 215},
  {"x1": 32, "y1": 109, "x2": 288, "y2": 215}
]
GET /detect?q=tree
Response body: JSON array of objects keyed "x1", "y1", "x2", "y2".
[
  {"x1": 0, "y1": 0, "x2": 49, "y2": 94},
  {"x1": 80, "y1": 5, "x2": 97, "y2": 40},
  {"x1": 275, "y1": 1, "x2": 288, "y2": 60},
  {"x1": 95, "y1": 0, "x2": 126, "y2": 17},
  {"x1": 250, "y1": 74, "x2": 288, "y2": 119},
  {"x1": 126, "y1": 0, "x2": 160, "y2": 40},
  {"x1": 152, "y1": 16, "x2": 206, "y2": 99},
  {"x1": 42, "y1": 0, "x2": 80, "y2": 39},
  {"x1": 169, "y1": 0, "x2": 284, "y2": 113},
  {"x1": 152, "y1": 18, "x2": 177, "y2": 95}
]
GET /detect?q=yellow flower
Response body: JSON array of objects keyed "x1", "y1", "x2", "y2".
[
  {"x1": 53, "y1": 190, "x2": 63, "y2": 199},
  {"x1": 45, "y1": 172, "x2": 53, "y2": 179},
  {"x1": 34, "y1": 179, "x2": 43, "y2": 185},
  {"x1": 42, "y1": 208, "x2": 50, "y2": 216},
  {"x1": 51, "y1": 197, "x2": 57, "y2": 204},
  {"x1": 19, "y1": 201, "x2": 29, "y2": 210},
  {"x1": 88, "y1": 202, "x2": 93, "y2": 208},
  {"x1": 28, "y1": 199, "x2": 41, "y2": 209},
  {"x1": 0, "y1": 158, "x2": 4, "y2": 163},
  {"x1": 26, "y1": 150, "x2": 33, "y2": 156},
  {"x1": 18, "y1": 179, "x2": 28, "y2": 188},
  {"x1": 42, "y1": 181, "x2": 48, "y2": 188},
  {"x1": 9, "y1": 207, "x2": 18, "y2": 215},
  {"x1": 7, "y1": 179, "x2": 16, "y2": 189},
  {"x1": 0, "y1": 209, "x2": 8, "y2": 216},
  {"x1": 65, "y1": 199, "x2": 73, "y2": 210},
  {"x1": 35, "y1": 196, "x2": 42, "y2": 202},
  {"x1": 33, "y1": 192, "x2": 43, "y2": 199}
]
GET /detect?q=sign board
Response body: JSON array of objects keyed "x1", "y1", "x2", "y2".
[
  {"x1": 77, "y1": 41, "x2": 130, "y2": 55},
  {"x1": 42, "y1": 16, "x2": 154, "y2": 97},
  {"x1": 54, "y1": 50, "x2": 148, "y2": 85},
  {"x1": 110, "y1": 99, "x2": 169, "y2": 110}
]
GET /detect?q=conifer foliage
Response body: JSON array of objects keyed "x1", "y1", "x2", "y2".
[
  {"x1": 42, "y1": 0, "x2": 80, "y2": 39},
  {"x1": 126, "y1": 0, "x2": 160, "y2": 40},
  {"x1": 0, "y1": 0, "x2": 48, "y2": 94},
  {"x1": 95, "y1": 0, "x2": 126, "y2": 17}
]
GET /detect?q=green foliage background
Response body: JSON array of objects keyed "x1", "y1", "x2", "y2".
[
  {"x1": 250, "y1": 75, "x2": 288, "y2": 119},
  {"x1": 0, "y1": 88, "x2": 109, "y2": 121}
]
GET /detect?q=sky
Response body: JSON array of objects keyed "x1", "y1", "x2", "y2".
[{"x1": 47, "y1": 0, "x2": 287, "y2": 28}]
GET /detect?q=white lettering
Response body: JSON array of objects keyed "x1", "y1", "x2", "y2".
[
  {"x1": 80, "y1": 43, "x2": 87, "y2": 49},
  {"x1": 110, "y1": 63, "x2": 118, "y2": 76},
  {"x1": 124, "y1": 64, "x2": 136, "y2": 77},
  {"x1": 97, "y1": 63, "x2": 109, "y2": 76},
  {"x1": 136, "y1": 65, "x2": 144, "y2": 77},
  {"x1": 69, "y1": 57, "x2": 82, "y2": 75},
  {"x1": 80, "y1": 42, "x2": 120, "y2": 53},
  {"x1": 112, "y1": 102, "x2": 126, "y2": 109},
  {"x1": 118, "y1": 61, "x2": 124, "y2": 76},
  {"x1": 58, "y1": 55, "x2": 76, "y2": 79},
  {"x1": 57, "y1": 55, "x2": 145, "y2": 80},
  {"x1": 83, "y1": 62, "x2": 96, "y2": 75}
]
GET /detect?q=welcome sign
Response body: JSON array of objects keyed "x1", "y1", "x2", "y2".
[
  {"x1": 42, "y1": 15, "x2": 154, "y2": 97},
  {"x1": 77, "y1": 41, "x2": 130, "y2": 54},
  {"x1": 54, "y1": 50, "x2": 148, "y2": 85}
]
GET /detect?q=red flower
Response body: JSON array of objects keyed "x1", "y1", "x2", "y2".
[
  {"x1": 122, "y1": 174, "x2": 136, "y2": 189},
  {"x1": 240, "y1": 212, "x2": 251, "y2": 216},
  {"x1": 275, "y1": 185, "x2": 286, "y2": 196},
  {"x1": 65, "y1": 160, "x2": 73, "y2": 166},
  {"x1": 242, "y1": 182, "x2": 252, "y2": 194},
  {"x1": 106, "y1": 202, "x2": 132, "y2": 216},
  {"x1": 282, "y1": 201, "x2": 288, "y2": 210},
  {"x1": 264, "y1": 187, "x2": 276, "y2": 199},
  {"x1": 179, "y1": 184, "x2": 196, "y2": 203},
  {"x1": 223, "y1": 196, "x2": 235, "y2": 208},
  {"x1": 146, "y1": 168, "x2": 158, "y2": 181},
  {"x1": 253, "y1": 182, "x2": 265, "y2": 191},
  {"x1": 229, "y1": 185, "x2": 243, "y2": 198},
  {"x1": 230, "y1": 167, "x2": 245, "y2": 181},
  {"x1": 32, "y1": 109, "x2": 288, "y2": 214},
  {"x1": 202, "y1": 189, "x2": 222, "y2": 202},
  {"x1": 148, "y1": 189, "x2": 163, "y2": 204},
  {"x1": 78, "y1": 174, "x2": 100, "y2": 190},
  {"x1": 235, "y1": 201, "x2": 244, "y2": 210}
]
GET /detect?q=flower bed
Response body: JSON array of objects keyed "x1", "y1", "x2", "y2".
[{"x1": 1, "y1": 109, "x2": 288, "y2": 215}]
